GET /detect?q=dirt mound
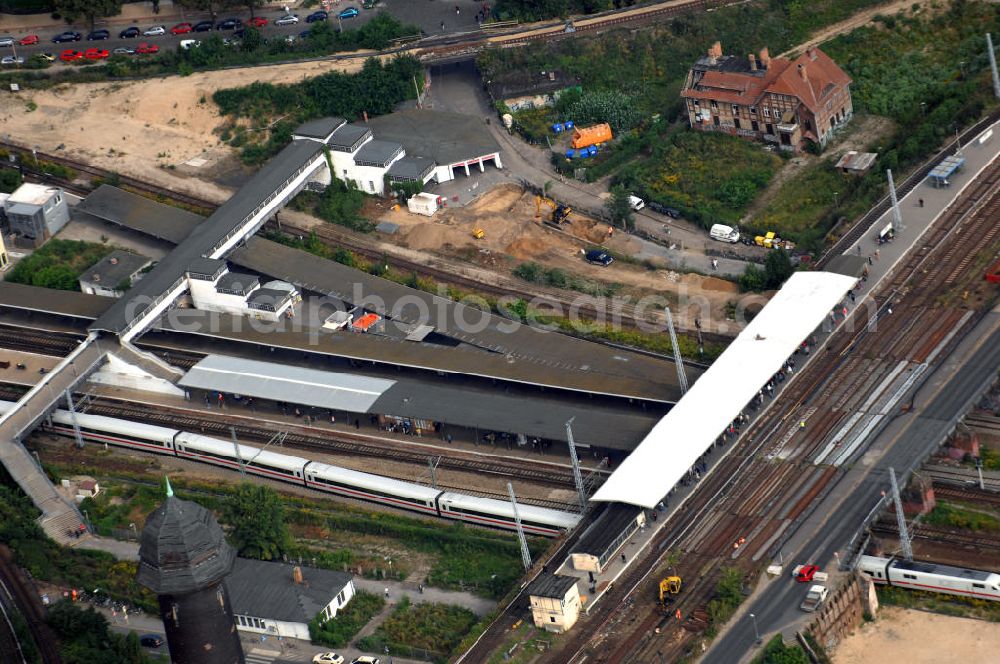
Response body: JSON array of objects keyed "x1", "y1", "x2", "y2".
[{"x1": 680, "y1": 274, "x2": 740, "y2": 293}]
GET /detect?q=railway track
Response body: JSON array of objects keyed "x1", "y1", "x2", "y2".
[
  {"x1": 872, "y1": 521, "x2": 1000, "y2": 552},
  {"x1": 0, "y1": 325, "x2": 82, "y2": 356},
  {"x1": 921, "y1": 464, "x2": 1000, "y2": 492},
  {"x1": 932, "y1": 485, "x2": 1000, "y2": 507},
  {"x1": 0, "y1": 546, "x2": 60, "y2": 664}
]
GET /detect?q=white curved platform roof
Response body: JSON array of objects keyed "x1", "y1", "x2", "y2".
[{"x1": 591, "y1": 271, "x2": 857, "y2": 508}]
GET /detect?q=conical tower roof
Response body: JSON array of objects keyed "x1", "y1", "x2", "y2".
[{"x1": 136, "y1": 480, "x2": 235, "y2": 595}]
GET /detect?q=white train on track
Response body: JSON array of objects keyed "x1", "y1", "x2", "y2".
[
  {"x1": 859, "y1": 555, "x2": 1000, "y2": 601},
  {"x1": 0, "y1": 401, "x2": 580, "y2": 537}
]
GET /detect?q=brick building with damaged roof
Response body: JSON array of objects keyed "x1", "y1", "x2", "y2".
[{"x1": 681, "y1": 41, "x2": 853, "y2": 152}]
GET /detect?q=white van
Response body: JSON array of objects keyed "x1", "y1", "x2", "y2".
[
  {"x1": 628, "y1": 195, "x2": 645, "y2": 211},
  {"x1": 709, "y1": 224, "x2": 740, "y2": 243}
]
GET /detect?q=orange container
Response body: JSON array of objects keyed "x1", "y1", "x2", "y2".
[{"x1": 571, "y1": 123, "x2": 613, "y2": 149}]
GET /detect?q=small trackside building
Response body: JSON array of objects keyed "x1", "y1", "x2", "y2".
[
  {"x1": 78, "y1": 250, "x2": 153, "y2": 298},
  {"x1": 2, "y1": 183, "x2": 70, "y2": 248},
  {"x1": 527, "y1": 573, "x2": 582, "y2": 633}
]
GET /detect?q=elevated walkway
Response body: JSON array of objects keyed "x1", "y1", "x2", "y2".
[{"x1": 0, "y1": 333, "x2": 111, "y2": 545}]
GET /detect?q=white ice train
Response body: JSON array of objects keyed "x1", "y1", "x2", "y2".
[
  {"x1": 858, "y1": 555, "x2": 1000, "y2": 601},
  {"x1": 0, "y1": 400, "x2": 579, "y2": 537}
]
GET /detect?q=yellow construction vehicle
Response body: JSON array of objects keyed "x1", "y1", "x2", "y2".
[
  {"x1": 658, "y1": 576, "x2": 682, "y2": 605},
  {"x1": 472, "y1": 226, "x2": 485, "y2": 239},
  {"x1": 535, "y1": 195, "x2": 573, "y2": 225}
]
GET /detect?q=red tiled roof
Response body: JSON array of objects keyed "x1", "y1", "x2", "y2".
[
  {"x1": 768, "y1": 49, "x2": 851, "y2": 114},
  {"x1": 682, "y1": 61, "x2": 789, "y2": 105}
]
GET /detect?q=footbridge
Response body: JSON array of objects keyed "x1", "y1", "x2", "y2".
[
  {"x1": 89, "y1": 137, "x2": 329, "y2": 343},
  {"x1": 0, "y1": 333, "x2": 112, "y2": 545}
]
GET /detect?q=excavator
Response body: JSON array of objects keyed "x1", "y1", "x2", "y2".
[
  {"x1": 535, "y1": 195, "x2": 572, "y2": 226},
  {"x1": 658, "y1": 575, "x2": 682, "y2": 606}
]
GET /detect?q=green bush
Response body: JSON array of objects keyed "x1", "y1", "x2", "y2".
[
  {"x1": 6, "y1": 239, "x2": 114, "y2": 291},
  {"x1": 47, "y1": 601, "x2": 152, "y2": 663},
  {"x1": 0, "y1": 167, "x2": 23, "y2": 193},
  {"x1": 751, "y1": 634, "x2": 810, "y2": 664},
  {"x1": 707, "y1": 567, "x2": 744, "y2": 627},
  {"x1": 308, "y1": 590, "x2": 385, "y2": 648},
  {"x1": 356, "y1": 597, "x2": 477, "y2": 662},
  {"x1": 924, "y1": 501, "x2": 1000, "y2": 532}
]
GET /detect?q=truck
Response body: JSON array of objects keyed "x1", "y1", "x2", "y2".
[{"x1": 800, "y1": 585, "x2": 828, "y2": 612}]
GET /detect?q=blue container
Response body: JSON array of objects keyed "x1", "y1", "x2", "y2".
[
  {"x1": 564, "y1": 120, "x2": 575, "y2": 129},
  {"x1": 565, "y1": 149, "x2": 576, "y2": 159},
  {"x1": 552, "y1": 123, "x2": 564, "y2": 133},
  {"x1": 579, "y1": 149, "x2": 590, "y2": 159},
  {"x1": 588, "y1": 145, "x2": 598, "y2": 156}
]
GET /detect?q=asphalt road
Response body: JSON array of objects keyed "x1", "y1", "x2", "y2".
[{"x1": 703, "y1": 314, "x2": 1000, "y2": 662}]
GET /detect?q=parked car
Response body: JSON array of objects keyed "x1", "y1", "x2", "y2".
[
  {"x1": 216, "y1": 18, "x2": 242, "y2": 30},
  {"x1": 193, "y1": 20, "x2": 215, "y2": 32},
  {"x1": 84, "y1": 47, "x2": 109, "y2": 60},
  {"x1": 139, "y1": 634, "x2": 163, "y2": 648},
  {"x1": 180, "y1": 39, "x2": 200, "y2": 50},
  {"x1": 36, "y1": 52, "x2": 56, "y2": 62},
  {"x1": 275, "y1": 14, "x2": 299, "y2": 26},
  {"x1": 87, "y1": 29, "x2": 110, "y2": 40},
  {"x1": 112, "y1": 47, "x2": 135, "y2": 56},
  {"x1": 170, "y1": 23, "x2": 193, "y2": 35},
  {"x1": 18, "y1": 35, "x2": 39, "y2": 46},
  {"x1": 350, "y1": 658, "x2": 379, "y2": 664},
  {"x1": 0, "y1": 36, "x2": 14, "y2": 47},
  {"x1": 306, "y1": 10, "x2": 328, "y2": 23},
  {"x1": 795, "y1": 564, "x2": 819, "y2": 583},
  {"x1": 59, "y1": 49, "x2": 83, "y2": 61},
  {"x1": 248, "y1": 16, "x2": 268, "y2": 28},
  {"x1": 52, "y1": 31, "x2": 82, "y2": 43},
  {"x1": 585, "y1": 249, "x2": 614, "y2": 266},
  {"x1": 143, "y1": 26, "x2": 166, "y2": 37},
  {"x1": 135, "y1": 42, "x2": 159, "y2": 55},
  {"x1": 313, "y1": 654, "x2": 345, "y2": 664},
  {"x1": 338, "y1": 7, "x2": 360, "y2": 19},
  {"x1": 1, "y1": 55, "x2": 25, "y2": 66},
  {"x1": 119, "y1": 26, "x2": 141, "y2": 39},
  {"x1": 647, "y1": 200, "x2": 681, "y2": 218},
  {"x1": 299, "y1": 29, "x2": 312, "y2": 39}
]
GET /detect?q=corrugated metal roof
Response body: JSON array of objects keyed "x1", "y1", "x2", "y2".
[
  {"x1": 75, "y1": 185, "x2": 203, "y2": 244},
  {"x1": 179, "y1": 354, "x2": 395, "y2": 413},
  {"x1": 591, "y1": 272, "x2": 856, "y2": 508}
]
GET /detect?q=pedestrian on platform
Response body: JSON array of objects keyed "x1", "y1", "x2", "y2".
[
  {"x1": 919, "y1": 198, "x2": 924, "y2": 207},
  {"x1": 875, "y1": 248, "x2": 880, "y2": 260},
  {"x1": 868, "y1": 256, "x2": 873, "y2": 265},
  {"x1": 621, "y1": 553, "x2": 627, "y2": 564}
]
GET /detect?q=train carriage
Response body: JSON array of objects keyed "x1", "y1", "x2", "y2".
[
  {"x1": 859, "y1": 555, "x2": 1000, "y2": 601},
  {"x1": 436, "y1": 491, "x2": 581, "y2": 537},
  {"x1": 49, "y1": 410, "x2": 179, "y2": 455},
  {"x1": 304, "y1": 461, "x2": 442, "y2": 515},
  {"x1": 174, "y1": 432, "x2": 310, "y2": 483}
]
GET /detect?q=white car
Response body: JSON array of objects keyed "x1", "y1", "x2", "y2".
[
  {"x1": 180, "y1": 39, "x2": 201, "y2": 50},
  {"x1": 143, "y1": 26, "x2": 166, "y2": 36},
  {"x1": 275, "y1": 14, "x2": 300, "y2": 26},
  {"x1": 0, "y1": 36, "x2": 14, "y2": 47},
  {"x1": 1, "y1": 55, "x2": 24, "y2": 65},
  {"x1": 313, "y1": 654, "x2": 345, "y2": 664}
]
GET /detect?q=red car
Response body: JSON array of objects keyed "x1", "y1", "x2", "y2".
[
  {"x1": 59, "y1": 49, "x2": 83, "y2": 62},
  {"x1": 84, "y1": 47, "x2": 109, "y2": 60},
  {"x1": 170, "y1": 23, "x2": 193, "y2": 35},
  {"x1": 795, "y1": 565, "x2": 819, "y2": 583},
  {"x1": 18, "y1": 34, "x2": 39, "y2": 46},
  {"x1": 248, "y1": 16, "x2": 268, "y2": 28},
  {"x1": 135, "y1": 42, "x2": 159, "y2": 55}
]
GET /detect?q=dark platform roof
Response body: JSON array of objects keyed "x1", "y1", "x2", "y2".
[
  {"x1": 79, "y1": 250, "x2": 151, "y2": 288},
  {"x1": 527, "y1": 573, "x2": 579, "y2": 599},
  {"x1": 387, "y1": 155, "x2": 435, "y2": 181},
  {"x1": 327, "y1": 123, "x2": 372, "y2": 152},
  {"x1": 136, "y1": 494, "x2": 236, "y2": 595},
  {"x1": 188, "y1": 257, "x2": 226, "y2": 278},
  {"x1": 0, "y1": 281, "x2": 112, "y2": 319},
  {"x1": 572, "y1": 503, "x2": 643, "y2": 558},
  {"x1": 227, "y1": 558, "x2": 351, "y2": 624},
  {"x1": 487, "y1": 69, "x2": 581, "y2": 101},
  {"x1": 824, "y1": 254, "x2": 867, "y2": 279},
  {"x1": 294, "y1": 117, "x2": 345, "y2": 140},
  {"x1": 90, "y1": 139, "x2": 323, "y2": 335},
  {"x1": 354, "y1": 139, "x2": 404, "y2": 167},
  {"x1": 247, "y1": 287, "x2": 291, "y2": 309},
  {"x1": 76, "y1": 184, "x2": 203, "y2": 245},
  {"x1": 216, "y1": 271, "x2": 259, "y2": 296},
  {"x1": 365, "y1": 109, "x2": 500, "y2": 167}
]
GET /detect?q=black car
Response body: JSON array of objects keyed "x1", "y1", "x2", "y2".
[
  {"x1": 299, "y1": 29, "x2": 312, "y2": 39},
  {"x1": 52, "y1": 31, "x2": 82, "y2": 43},
  {"x1": 119, "y1": 26, "x2": 140, "y2": 39},
  {"x1": 139, "y1": 634, "x2": 163, "y2": 648},
  {"x1": 193, "y1": 20, "x2": 215, "y2": 32},
  {"x1": 87, "y1": 29, "x2": 110, "y2": 41},
  {"x1": 306, "y1": 10, "x2": 328, "y2": 22},
  {"x1": 216, "y1": 18, "x2": 242, "y2": 30},
  {"x1": 585, "y1": 249, "x2": 614, "y2": 266},
  {"x1": 647, "y1": 201, "x2": 681, "y2": 219}
]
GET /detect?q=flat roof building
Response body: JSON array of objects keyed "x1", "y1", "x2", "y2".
[
  {"x1": 2, "y1": 183, "x2": 69, "y2": 248},
  {"x1": 78, "y1": 249, "x2": 153, "y2": 298}
]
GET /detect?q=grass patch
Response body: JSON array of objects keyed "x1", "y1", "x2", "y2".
[
  {"x1": 513, "y1": 261, "x2": 623, "y2": 297},
  {"x1": 751, "y1": 634, "x2": 810, "y2": 664},
  {"x1": 356, "y1": 597, "x2": 477, "y2": 663},
  {"x1": 309, "y1": 589, "x2": 385, "y2": 648},
  {"x1": 6, "y1": 239, "x2": 114, "y2": 291},
  {"x1": 876, "y1": 584, "x2": 1000, "y2": 622},
  {"x1": 705, "y1": 567, "x2": 744, "y2": 637},
  {"x1": 923, "y1": 501, "x2": 1000, "y2": 532}
]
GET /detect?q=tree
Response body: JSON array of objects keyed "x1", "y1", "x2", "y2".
[
  {"x1": 0, "y1": 168, "x2": 21, "y2": 194},
  {"x1": 241, "y1": 26, "x2": 262, "y2": 52},
  {"x1": 738, "y1": 263, "x2": 765, "y2": 292},
  {"x1": 605, "y1": 185, "x2": 634, "y2": 230},
  {"x1": 53, "y1": 0, "x2": 123, "y2": 30},
  {"x1": 764, "y1": 248, "x2": 794, "y2": 289},
  {"x1": 223, "y1": 483, "x2": 290, "y2": 561}
]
